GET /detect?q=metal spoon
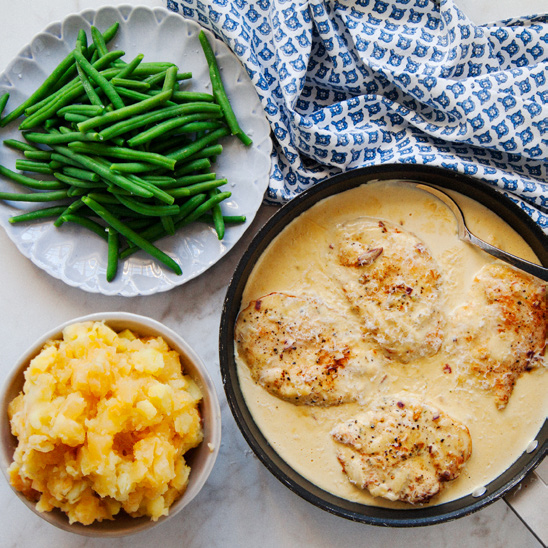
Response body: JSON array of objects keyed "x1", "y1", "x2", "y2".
[{"x1": 412, "y1": 183, "x2": 548, "y2": 282}]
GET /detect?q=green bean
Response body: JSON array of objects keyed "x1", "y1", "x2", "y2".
[
  {"x1": 2, "y1": 168, "x2": 65, "y2": 189},
  {"x1": 81, "y1": 196, "x2": 182, "y2": 275},
  {"x1": 60, "y1": 22, "x2": 119, "y2": 89},
  {"x1": 167, "y1": 127, "x2": 229, "y2": 163},
  {"x1": 125, "y1": 175, "x2": 175, "y2": 205},
  {"x1": 107, "y1": 162, "x2": 160, "y2": 173},
  {"x1": 76, "y1": 29, "x2": 88, "y2": 51},
  {"x1": 62, "y1": 166, "x2": 100, "y2": 182},
  {"x1": 9, "y1": 205, "x2": 69, "y2": 224},
  {"x1": 162, "y1": 66, "x2": 178, "y2": 93},
  {"x1": 91, "y1": 26, "x2": 109, "y2": 58},
  {"x1": 106, "y1": 227, "x2": 119, "y2": 281},
  {"x1": 178, "y1": 190, "x2": 231, "y2": 224},
  {"x1": 148, "y1": 134, "x2": 190, "y2": 154},
  {"x1": 77, "y1": 89, "x2": 172, "y2": 133},
  {"x1": 141, "y1": 175, "x2": 177, "y2": 184},
  {"x1": 24, "y1": 131, "x2": 103, "y2": 145},
  {"x1": 20, "y1": 64, "x2": 122, "y2": 129},
  {"x1": 67, "y1": 141, "x2": 176, "y2": 170},
  {"x1": 73, "y1": 48, "x2": 125, "y2": 109},
  {"x1": 53, "y1": 172, "x2": 103, "y2": 189},
  {"x1": 174, "y1": 173, "x2": 217, "y2": 187},
  {"x1": 22, "y1": 32, "x2": 120, "y2": 116},
  {"x1": 0, "y1": 93, "x2": 9, "y2": 119},
  {"x1": 119, "y1": 193, "x2": 209, "y2": 259},
  {"x1": 0, "y1": 52, "x2": 77, "y2": 126},
  {"x1": 54, "y1": 199, "x2": 85, "y2": 227},
  {"x1": 160, "y1": 215, "x2": 176, "y2": 236},
  {"x1": 172, "y1": 145, "x2": 223, "y2": 168},
  {"x1": 126, "y1": 112, "x2": 223, "y2": 147},
  {"x1": 148, "y1": 173, "x2": 215, "y2": 189},
  {"x1": 115, "y1": 54, "x2": 144, "y2": 79},
  {"x1": 98, "y1": 102, "x2": 221, "y2": 141},
  {"x1": 57, "y1": 105, "x2": 105, "y2": 116},
  {"x1": 131, "y1": 63, "x2": 176, "y2": 75},
  {"x1": 198, "y1": 30, "x2": 252, "y2": 146},
  {"x1": 150, "y1": 90, "x2": 215, "y2": 103},
  {"x1": 50, "y1": 152, "x2": 83, "y2": 168},
  {"x1": 110, "y1": 77, "x2": 150, "y2": 91},
  {"x1": 86, "y1": 192, "x2": 120, "y2": 205},
  {"x1": 208, "y1": 187, "x2": 225, "y2": 239},
  {"x1": 167, "y1": 178, "x2": 227, "y2": 198},
  {"x1": 124, "y1": 217, "x2": 155, "y2": 231},
  {"x1": 199, "y1": 213, "x2": 246, "y2": 224},
  {"x1": 67, "y1": 186, "x2": 89, "y2": 197},
  {"x1": 76, "y1": 61, "x2": 104, "y2": 107},
  {"x1": 63, "y1": 113, "x2": 88, "y2": 123},
  {"x1": 176, "y1": 120, "x2": 224, "y2": 134},
  {"x1": 172, "y1": 158, "x2": 211, "y2": 177},
  {"x1": 51, "y1": 145, "x2": 153, "y2": 198},
  {"x1": 0, "y1": 189, "x2": 70, "y2": 202},
  {"x1": 60, "y1": 213, "x2": 108, "y2": 241},
  {"x1": 17, "y1": 51, "x2": 122, "y2": 126},
  {"x1": 112, "y1": 193, "x2": 179, "y2": 217},
  {"x1": 24, "y1": 150, "x2": 52, "y2": 161},
  {"x1": 15, "y1": 160, "x2": 53, "y2": 175},
  {"x1": 0, "y1": 21, "x2": 250, "y2": 282},
  {"x1": 144, "y1": 70, "x2": 168, "y2": 87},
  {"x1": 3, "y1": 139, "x2": 40, "y2": 153}
]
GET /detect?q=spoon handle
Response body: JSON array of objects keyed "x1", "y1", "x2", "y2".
[{"x1": 465, "y1": 231, "x2": 548, "y2": 282}]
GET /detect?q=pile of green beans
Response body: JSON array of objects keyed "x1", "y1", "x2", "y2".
[{"x1": 0, "y1": 23, "x2": 251, "y2": 282}]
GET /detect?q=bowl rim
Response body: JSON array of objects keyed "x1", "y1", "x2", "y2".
[
  {"x1": 219, "y1": 163, "x2": 548, "y2": 527},
  {"x1": 0, "y1": 311, "x2": 222, "y2": 537}
]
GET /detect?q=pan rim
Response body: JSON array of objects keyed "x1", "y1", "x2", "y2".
[{"x1": 219, "y1": 163, "x2": 548, "y2": 527}]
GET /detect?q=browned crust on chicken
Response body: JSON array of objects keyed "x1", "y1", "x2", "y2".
[
  {"x1": 331, "y1": 393, "x2": 472, "y2": 504},
  {"x1": 235, "y1": 292, "x2": 376, "y2": 405},
  {"x1": 329, "y1": 218, "x2": 444, "y2": 363},
  {"x1": 446, "y1": 263, "x2": 547, "y2": 409}
]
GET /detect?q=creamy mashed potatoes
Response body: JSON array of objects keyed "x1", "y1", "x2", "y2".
[
  {"x1": 7, "y1": 321, "x2": 203, "y2": 525},
  {"x1": 236, "y1": 181, "x2": 548, "y2": 508}
]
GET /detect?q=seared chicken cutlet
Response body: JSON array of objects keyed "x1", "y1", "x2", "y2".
[
  {"x1": 331, "y1": 393, "x2": 472, "y2": 504},
  {"x1": 235, "y1": 292, "x2": 376, "y2": 405},
  {"x1": 446, "y1": 263, "x2": 547, "y2": 409},
  {"x1": 328, "y1": 218, "x2": 444, "y2": 362}
]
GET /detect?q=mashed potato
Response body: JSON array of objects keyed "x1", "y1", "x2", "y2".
[{"x1": 7, "y1": 321, "x2": 204, "y2": 525}]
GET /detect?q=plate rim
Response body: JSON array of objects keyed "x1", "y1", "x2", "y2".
[
  {"x1": 0, "y1": 5, "x2": 272, "y2": 297},
  {"x1": 219, "y1": 163, "x2": 548, "y2": 527}
]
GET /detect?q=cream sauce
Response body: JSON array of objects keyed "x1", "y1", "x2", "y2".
[{"x1": 236, "y1": 181, "x2": 547, "y2": 508}]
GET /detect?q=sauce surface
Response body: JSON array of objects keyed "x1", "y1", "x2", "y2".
[{"x1": 235, "y1": 181, "x2": 547, "y2": 508}]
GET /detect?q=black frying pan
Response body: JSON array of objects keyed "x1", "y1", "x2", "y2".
[{"x1": 219, "y1": 164, "x2": 548, "y2": 527}]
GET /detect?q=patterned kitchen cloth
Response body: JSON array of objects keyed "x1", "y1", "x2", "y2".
[{"x1": 165, "y1": 0, "x2": 548, "y2": 232}]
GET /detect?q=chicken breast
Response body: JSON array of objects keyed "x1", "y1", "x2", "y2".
[
  {"x1": 328, "y1": 218, "x2": 444, "y2": 362},
  {"x1": 446, "y1": 263, "x2": 547, "y2": 409},
  {"x1": 234, "y1": 292, "x2": 377, "y2": 405},
  {"x1": 331, "y1": 393, "x2": 472, "y2": 504}
]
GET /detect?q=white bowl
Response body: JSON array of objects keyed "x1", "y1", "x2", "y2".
[{"x1": 0, "y1": 312, "x2": 221, "y2": 537}]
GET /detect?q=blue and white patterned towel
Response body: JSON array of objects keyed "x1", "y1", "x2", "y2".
[{"x1": 166, "y1": 0, "x2": 548, "y2": 233}]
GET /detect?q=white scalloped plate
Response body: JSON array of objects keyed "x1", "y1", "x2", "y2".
[{"x1": 0, "y1": 5, "x2": 272, "y2": 296}]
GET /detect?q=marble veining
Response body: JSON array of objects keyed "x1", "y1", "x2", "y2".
[{"x1": 0, "y1": 1, "x2": 545, "y2": 547}]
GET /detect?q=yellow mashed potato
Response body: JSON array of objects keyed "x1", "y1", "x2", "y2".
[{"x1": 7, "y1": 321, "x2": 204, "y2": 525}]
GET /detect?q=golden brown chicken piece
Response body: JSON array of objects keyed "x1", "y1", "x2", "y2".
[
  {"x1": 446, "y1": 263, "x2": 547, "y2": 409},
  {"x1": 331, "y1": 393, "x2": 472, "y2": 504},
  {"x1": 235, "y1": 292, "x2": 377, "y2": 405},
  {"x1": 328, "y1": 218, "x2": 444, "y2": 363}
]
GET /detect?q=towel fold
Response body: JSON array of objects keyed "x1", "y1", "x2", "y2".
[{"x1": 166, "y1": 0, "x2": 548, "y2": 233}]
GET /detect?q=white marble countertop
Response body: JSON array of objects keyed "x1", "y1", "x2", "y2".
[{"x1": 0, "y1": 1, "x2": 545, "y2": 547}]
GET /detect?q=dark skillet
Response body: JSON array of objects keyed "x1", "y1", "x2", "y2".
[{"x1": 219, "y1": 164, "x2": 548, "y2": 527}]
